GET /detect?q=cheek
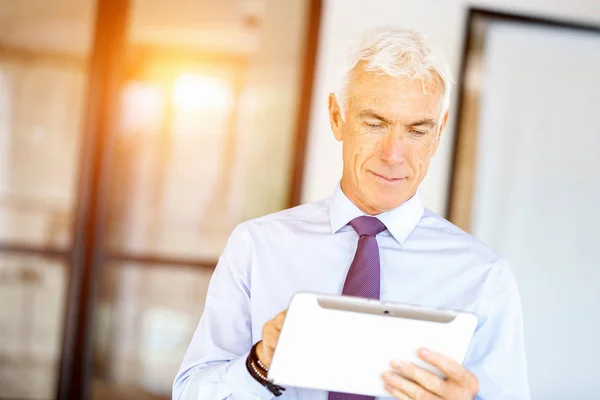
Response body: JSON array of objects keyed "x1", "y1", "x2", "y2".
[
  {"x1": 350, "y1": 135, "x2": 380, "y2": 169},
  {"x1": 408, "y1": 141, "x2": 436, "y2": 176}
]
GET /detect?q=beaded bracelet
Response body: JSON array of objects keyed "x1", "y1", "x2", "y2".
[{"x1": 246, "y1": 341, "x2": 286, "y2": 396}]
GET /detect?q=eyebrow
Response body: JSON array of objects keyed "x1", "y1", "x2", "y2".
[
  {"x1": 358, "y1": 110, "x2": 393, "y2": 125},
  {"x1": 407, "y1": 118, "x2": 437, "y2": 128},
  {"x1": 359, "y1": 110, "x2": 437, "y2": 128}
]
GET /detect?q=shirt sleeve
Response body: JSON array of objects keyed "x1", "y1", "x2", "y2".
[
  {"x1": 172, "y1": 223, "x2": 274, "y2": 400},
  {"x1": 465, "y1": 259, "x2": 531, "y2": 400}
]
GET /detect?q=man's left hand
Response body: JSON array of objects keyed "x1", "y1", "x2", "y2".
[{"x1": 382, "y1": 348, "x2": 479, "y2": 400}]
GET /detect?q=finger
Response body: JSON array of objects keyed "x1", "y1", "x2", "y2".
[
  {"x1": 266, "y1": 321, "x2": 283, "y2": 334},
  {"x1": 383, "y1": 371, "x2": 439, "y2": 400},
  {"x1": 417, "y1": 348, "x2": 473, "y2": 385},
  {"x1": 385, "y1": 387, "x2": 411, "y2": 400},
  {"x1": 391, "y1": 361, "x2": 448, "y2": 398},
  {"x1": 383, "y1": 382, "x2": 411, "y2": 400},
  {"x1": 274, "y1": 310, "x2": 287, "y2": 326},
  {"x1": 263, "y1": 324, "x2": 281, "y2": 346}
]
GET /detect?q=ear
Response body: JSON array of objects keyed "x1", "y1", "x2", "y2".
[
  {"x1": 431, "y1": 110, "x2": 449, "y2": 155},
  {"x1": 438, "y1": 110, "x2": 449, "y2": 140},
  {"x1": 328, "y1": 93, "x2": 344, "y2": 142}
]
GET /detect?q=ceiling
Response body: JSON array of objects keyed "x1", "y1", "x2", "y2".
[{"x1": 0, "y1": 0, "x2": 271, "y2": 57}]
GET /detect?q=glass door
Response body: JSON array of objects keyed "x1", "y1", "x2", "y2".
[
  {"x1": 91, "y1": 1, "x2": 318, "y2": 398},
  {"x1": 0, "y1": 0, "x2": 98, "y2": 398},
  {"x1": 0, "y1": 1, "x2": 320, "y2": 399}
]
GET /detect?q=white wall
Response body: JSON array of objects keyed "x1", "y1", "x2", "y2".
[
  {"x1": 470, "y1": 22, "x2": 600, "y2": 399},
  {"x1": 301, "y1": 0, "x2": 600, "y2": 214}
]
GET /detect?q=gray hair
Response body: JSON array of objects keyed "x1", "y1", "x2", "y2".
[{"x1": 337, "y1": 28, "x2": 454, "y2": 126}]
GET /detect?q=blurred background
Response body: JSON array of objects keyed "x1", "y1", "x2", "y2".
[{"x1": 0, "y1": 0, "x2": 598, "y2": 399}]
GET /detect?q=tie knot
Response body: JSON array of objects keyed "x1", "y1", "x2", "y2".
[{"x1": 349, "y1": 216, "x2": 386, "y2": 237}]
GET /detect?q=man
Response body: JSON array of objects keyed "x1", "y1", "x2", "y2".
[{"x1": 173, "y1": 28, "x2": 530, "y2": 400}]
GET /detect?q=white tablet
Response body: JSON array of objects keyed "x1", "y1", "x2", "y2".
[{"x1": 267, "y1": 292, "x2": 478, "y2": 397}]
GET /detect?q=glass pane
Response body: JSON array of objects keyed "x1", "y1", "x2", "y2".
[
  {"x1": 0, "y1": 1, "x2": 97, "y2": 249},
  {"x1": 0, "y1": 253, "x2": 68, "y2": 399},
  {"x1": 104, "y1": 0, "x2": 312, "y2": 260},
  {"x1": 92, "y1": 262, "x2": 213, "y2": 399}
]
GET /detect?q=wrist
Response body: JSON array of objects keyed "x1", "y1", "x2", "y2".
[
  {"x1": 255, "y1": 341, "x2": 268, "y2": 369},
  {"x1": 246, "y1": 341, "x2": 285, "y2": 396}
]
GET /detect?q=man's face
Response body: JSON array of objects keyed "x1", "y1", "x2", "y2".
[{"x1": 329, "y1": 66, "x2": 449, "y2": 215}]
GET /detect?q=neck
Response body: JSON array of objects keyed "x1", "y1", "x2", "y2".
[{"x1": 340, "y1": 179, "x2": 383, "y2": 216}]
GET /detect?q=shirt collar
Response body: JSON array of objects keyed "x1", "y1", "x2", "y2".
[{"x1": 328, "y1": 183, "x2": 424, "y2": 245}]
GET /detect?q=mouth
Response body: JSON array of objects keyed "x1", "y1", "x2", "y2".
[{"x1": 369, "y1": 171, "x2": 407, "y2": 184}]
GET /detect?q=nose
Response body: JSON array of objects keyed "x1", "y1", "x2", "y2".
[{"x1": 379, "y1": 131, "x2": 406, "y2": 166}]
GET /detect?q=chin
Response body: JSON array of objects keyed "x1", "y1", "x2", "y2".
[{"x1": 368, "y1": 192, "x2": 408, "y2": 213}]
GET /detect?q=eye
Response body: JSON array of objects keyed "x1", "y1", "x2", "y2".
[
  {"x1": 364, "y1": 121, "x2": 384, "y2": 130},
  {"x1": 410, "y1": 129, "x2": 427, "y2": 137}
]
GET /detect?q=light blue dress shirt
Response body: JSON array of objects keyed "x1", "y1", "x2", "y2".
[{"x1": 173, "y1": 185, "x2": 530, "y2": 400}]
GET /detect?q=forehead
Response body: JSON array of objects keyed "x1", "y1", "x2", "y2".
[{"x1": 347, "y1": 67, "x2": 444, "y2": 119}]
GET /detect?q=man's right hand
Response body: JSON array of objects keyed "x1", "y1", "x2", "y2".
[{"x1": 256, "y1": 310, "x2": 287, "y2": 369}]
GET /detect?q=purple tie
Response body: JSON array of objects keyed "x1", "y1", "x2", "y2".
[{"x1": 329, "y1": 216, "x2": 386, "y2": 400}]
